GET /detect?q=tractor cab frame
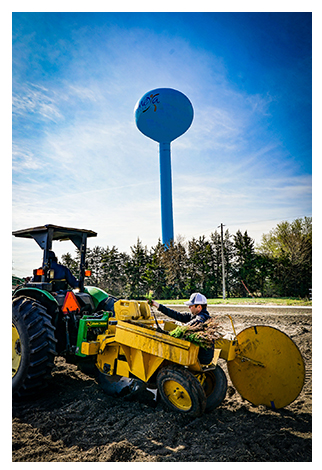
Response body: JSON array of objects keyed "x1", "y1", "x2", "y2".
[{"x1": 13, "y1": 224, "x2": 97, "y2": 293}]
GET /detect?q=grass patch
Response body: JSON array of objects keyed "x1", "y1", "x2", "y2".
[{"x1": 156, "y1": 297, "x2": 311, "y2": 306}]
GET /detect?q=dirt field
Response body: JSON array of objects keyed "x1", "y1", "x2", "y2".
[{"x1": 12, "y1": 307, "x2": 312, "y2": 462}]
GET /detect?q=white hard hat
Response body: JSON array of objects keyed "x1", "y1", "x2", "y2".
[{"x1": 184, "y1": 292, "x2": 207, "y2": 306}]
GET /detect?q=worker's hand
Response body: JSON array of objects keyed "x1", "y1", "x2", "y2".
[{"x1": 151, "y1": 300, "x2": 160, "y2": 309}]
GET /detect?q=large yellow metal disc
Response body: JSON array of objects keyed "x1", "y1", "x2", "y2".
[{"x1": 227, "y1": 326, "x2": 305, "y2": 409}]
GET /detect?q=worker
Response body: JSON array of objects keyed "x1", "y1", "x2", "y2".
[
  {"x1": 47, "y1": 251, "x2": 79, "y2": 289},
  {"x1": 151, "y1": 292, "x2": 214, "y2": 365}
]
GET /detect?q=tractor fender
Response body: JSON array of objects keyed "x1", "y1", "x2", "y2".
[
  {"x1": 84, "y1": 286, "x2": 109, "y2": 309},
  {"x1": 12, "y1": 287, "x2": 59, "y2": 314}
]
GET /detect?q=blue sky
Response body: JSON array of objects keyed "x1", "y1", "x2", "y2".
[{"x1": 11, "y1": 11, "x2": 312, "y2": 277}]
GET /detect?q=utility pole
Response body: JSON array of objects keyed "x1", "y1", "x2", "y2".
[{"x1": 219, "y1": 223, "x2": 226, "y2": 299}]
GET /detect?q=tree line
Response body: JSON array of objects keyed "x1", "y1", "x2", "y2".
[{"x1": 62, "y1": 217, "x2": 312, "y2": 300}]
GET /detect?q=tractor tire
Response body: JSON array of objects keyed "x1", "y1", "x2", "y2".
[
  {"x1": 156, "y1": 365, "x2": 207, "y2": 417},
  {"x1": 12, "y1": 296, "x2": 57, "y2": 398},
  {"x1": 202, "y1": 365, "x2": 227, "y2": 412}
]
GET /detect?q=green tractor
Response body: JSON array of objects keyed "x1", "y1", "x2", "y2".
[{"x1": 12, "y1": 224, "x2": 117, "y2": 398}]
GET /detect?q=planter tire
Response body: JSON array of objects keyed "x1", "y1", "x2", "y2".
[
  {"x1": 12, "y1": 296, "x2": 57, "y2": 398},
  {"x1": 156, "y1": 365, "x2": 207, "y2": 417},
  {"x1": 202, "y1": 365, "x2": 227, "y2": 412}
]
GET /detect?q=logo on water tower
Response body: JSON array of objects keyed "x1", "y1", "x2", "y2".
[{"x1": 139, "y1": 93, "x2": 160, "y2": 113}]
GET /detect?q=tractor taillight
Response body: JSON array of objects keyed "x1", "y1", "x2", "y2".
[
  {"x1": 85, "y1": 270, "x2": 91, "y2": 277},
  {"x1": 36, "y1": 269, "x2": 44, "y2": 276}
]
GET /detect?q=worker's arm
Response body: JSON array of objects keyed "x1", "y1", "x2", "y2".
[{"x1": 153, "y1": 302, "x2": 192, "y2": 323}]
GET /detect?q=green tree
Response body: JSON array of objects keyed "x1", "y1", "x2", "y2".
[
  {"x1": 161, "y1": 238, "x2": 188, "y2": 298},
  {"x1": 101, "y1": 246, "x2": 128, "y2": 297},
  {"x1": 223, "y1": 229, "x2": 235, "y2": 297},
  {"x1": 258, "y1": 217, "x2": 312, "y2": 297},
  {"x1": 143, "y1": 240, "x2": 167, "y2": 299},
  {"x1": 124, "y1": 238, "x2": 150, "y2": 299},
  {"x1": 233, "y1": 230, "x2": 258, "y2": 296},
  {"x1": 85, "y1": 246, "x2": 106, "y2": 287},
  {"x1": 252, "y1": 254, "x2": 275, "y2": 297},
  {"x1": 186, "y1": 236, "x2": 216, "y2": 298},
  {"x1": 209, "y1": 229, "x2": 235, "y2": 298},
  {"x1": 209, "y1": 231, "x2": 222, "y2": 297}
]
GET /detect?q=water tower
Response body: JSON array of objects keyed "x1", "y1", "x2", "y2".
[{"x1": 134, "y1": 88, "x2": 194, "y2": 246}]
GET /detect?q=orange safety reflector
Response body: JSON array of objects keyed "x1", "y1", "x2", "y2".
[
  {"x1": 85, "y1": 270, "x2": 91, "y2": 277},
  {"x1": 62, "y1": 291, "x2": 81, "y2": 315},
  {"x1": 36, "y1": 269, "x2": 44, "y2": 276}
]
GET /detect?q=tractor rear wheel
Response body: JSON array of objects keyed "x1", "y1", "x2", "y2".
[
  {"x1": 12, "y1": 297, "x2": 57, "y2": 398},
  {"x1": 202, "y1": 365, "x2": 227, "y2": 412},
  {"x1": 156, "y1": 365, "x2": 206, "y2": 417}
]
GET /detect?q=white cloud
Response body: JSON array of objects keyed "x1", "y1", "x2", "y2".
[
  {"x1": 13, "y1": 83, "x2": 63, "y2": 122},
  {"x1": 12, "y1": 146, "x2": 43, "y2": 171}
]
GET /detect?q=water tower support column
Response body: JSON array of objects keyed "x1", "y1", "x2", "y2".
[{"x1": 159, "y1": 142, "x2": 174, "y2": 246}]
